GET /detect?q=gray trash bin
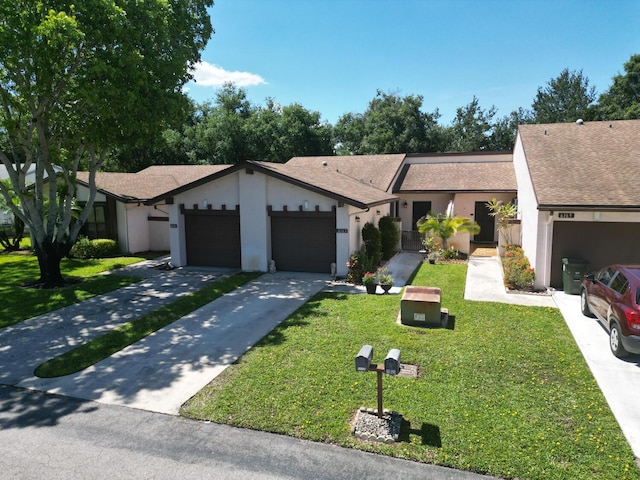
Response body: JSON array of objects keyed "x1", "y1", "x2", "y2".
[{"x1": 562, "y1": 258, "x2": 590, "y2": 295}]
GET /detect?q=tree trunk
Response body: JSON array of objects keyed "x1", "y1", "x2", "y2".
[{"x1": 34, "y1": 241, "x2": 68, "y2": 288}]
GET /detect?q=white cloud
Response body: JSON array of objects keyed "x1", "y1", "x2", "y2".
[{"x1": 191, "y1": 61, "x2": 267, "y2": 87}]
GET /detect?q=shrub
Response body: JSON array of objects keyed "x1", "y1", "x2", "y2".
[
  {"x1": 378, "y1": 215, "x2": 399, "y2": 260},
  {"x1": 346, "y1": 252, "x2": 365, "y2": 284},
  {"x1": 501, "y1": 245, "x2": 535, "y2": 290},
  {"x1": 361, "y1": 222, "x2": 382, "y2": 268},
  {"x1": 440, "y1": 246, "x2": 460, "y2": 260},
  {"x1": 69, "y1": 237, "x2": 119, "y2": 259}
]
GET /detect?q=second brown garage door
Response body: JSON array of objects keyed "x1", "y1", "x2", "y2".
[
  {"x1": 185, "y1": 213, "x2": 241, "y2": 268},
  {"x1": 271, "y1": 215, "x2": 336, "y2": 273}
]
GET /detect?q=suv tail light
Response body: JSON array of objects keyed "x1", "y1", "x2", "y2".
[{"x1": 625, "y1": 308, "x2": 640, "y2": 331}]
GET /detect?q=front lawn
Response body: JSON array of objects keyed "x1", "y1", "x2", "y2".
[
  {"x1": 0, "y1": 253, "x2": 145, "y2": 328},
  {"x1": 182, "y1": 263, "x2": 640, "y2": 480}
]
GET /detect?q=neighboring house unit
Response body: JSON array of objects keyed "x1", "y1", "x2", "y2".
[
  {"x1": 393, "y1": 152, "x2": 517, "y2": 252},
  {"x1": 514, "y1": 119, "x2": 640, "y2": 289},
  {"x1": 76, "y1": 165, "x2": 229, "y2": 253}
]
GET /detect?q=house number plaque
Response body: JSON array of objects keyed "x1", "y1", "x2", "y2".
[{"x1": 558, "y1": 213, "x2": 575, "y2": 219}]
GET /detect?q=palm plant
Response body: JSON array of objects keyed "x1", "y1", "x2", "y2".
[{"x1": 417, "y1": 212, "x2": 480, "y2": 249}]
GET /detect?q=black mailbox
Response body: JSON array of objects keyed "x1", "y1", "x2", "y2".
[
  {"x1": 355, "y1": 345, "x2": 373, "y2": 372},
  {"x1": 384, "y1": 349, "x2": 401, "y2": 375}
]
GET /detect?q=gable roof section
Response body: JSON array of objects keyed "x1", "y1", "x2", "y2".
[
  {"x1": 252, "y1": 161, "x2": 397, "y2": 208},
  {"x1": 286, "y1": 154, "x2": 406, "y2": 192},
  {"x1": 394, "y1": 161, "x2": 517, "y2": 193},
  {"x1": 519, "y1": 120, "x2": 640, "y2": 210},
  {"x1": 77, "y1": 165, "x2": 231, "y2": 202},
  {"x1": 146, "y1": 160, "x2": 397, "y2": 209}
]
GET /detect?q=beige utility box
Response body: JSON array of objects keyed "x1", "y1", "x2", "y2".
[{"x1": 399, "y1": 286, "x2": 447, "y2": 327}]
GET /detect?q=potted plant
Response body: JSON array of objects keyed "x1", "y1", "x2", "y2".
[
  {"x1": 362, "y1": 271, "x2": 378, "y2": 294},
  {"x1": 422, "y1": 235, "x2": 439, "y2": 254},
  {"x1": 376, "y1": 267, "x2": 394, "y2": 294},
  {"x1": 427, "y1": 250, "x2": 440, "y2": 264}
]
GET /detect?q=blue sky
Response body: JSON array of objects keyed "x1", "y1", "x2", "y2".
[{"x1": 186, "y1": 0, "x2": 640, "y2": 125}]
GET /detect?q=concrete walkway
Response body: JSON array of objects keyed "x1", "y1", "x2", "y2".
[{"x1": 464, "y1": 255, "x2": 556, "y2": 307}]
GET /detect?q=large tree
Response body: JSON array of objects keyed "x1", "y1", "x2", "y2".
[
  {"x1": 531, "y1": 68, "x2": 597, "y2": 123},
  {"x1": 446, "y1": 96, "x2": 497, "y2": 152},
  {"x1": 598, "y1": 54, "x2": 640, "y2": 120},
  {"x1": 248, "y1": 100, "x2": 334, "y2": 163},
  {"x1": 0, "y1": 0, "x2": 213, "y2": 286},
  {"x1": 334, "y1": 90, "x2": 445, "y2": 155},
  {"x1": 490, "y1": 107, "x2": 533, "y2": 151},
  {"x1": 162, "y1": 84, "x2": 334, "y2": 165}
]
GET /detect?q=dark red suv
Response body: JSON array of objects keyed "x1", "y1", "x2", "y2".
[{"x1": 581, "y1": 265, "x2": 640, "y2": 358}]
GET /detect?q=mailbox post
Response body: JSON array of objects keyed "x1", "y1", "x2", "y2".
[{"x1": 354, "y1": 345, "x2": 401, "y2": 418}]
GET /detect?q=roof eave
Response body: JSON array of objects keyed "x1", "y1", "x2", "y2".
[
  {"x1": 394, "y1": 189, "x2": 517, "y2": 195},
  {"x1": 248, "y1": 161, "x2": 397, "y2": 209},
  {"x1": 538, "y1": 204, "x2": 640, "y2": 212}
]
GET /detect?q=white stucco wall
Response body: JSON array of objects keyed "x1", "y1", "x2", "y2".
[
  {"x1": 241, "y1": 171, "x2": 268, "y2": 271},
  {"x1": 165, "y1": 168, "x2": 378, "y2": 276},
  {"x1": 513, "y1": 133, "x2": 548, "y2": 289},
  {"x1": 148, "y1": 219, "x2": 169, "y2": 251},
  {"x1": 125, "y1": 205, "x2": 152, "y2": 253}
]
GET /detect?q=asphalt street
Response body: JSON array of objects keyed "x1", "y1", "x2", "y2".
[{"x1": 0, "y1": 385, "x2": 497, "y2": 480}]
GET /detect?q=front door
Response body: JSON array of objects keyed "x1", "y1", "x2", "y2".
[
  {"x1": 474, "y1": 202, "x2": 494, "y2": 242},
  {"x1": 412, "y1": 201, "x2": 431, "y2": 231}
]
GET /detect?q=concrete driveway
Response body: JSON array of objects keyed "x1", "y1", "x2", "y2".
[
  {"x1": 553, "y1": 291, "x2": 640, "y2": 460},
  {"x1": 17, "y1": 270, "x2": 330, "y2": 414}
]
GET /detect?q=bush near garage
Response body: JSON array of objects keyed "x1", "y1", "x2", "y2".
[
  {"x1": 501, "y1": 244, "x2": 535, "y2": 291},
  {"x1": 378, "y1": 215, "x2": 400, "y2": 260},
  {"x1": 69, "y1": 237, "x2": 119, "y2": 259},
  {"x1": 361, "y1": 222, "x2": 382, "y2": 268}
]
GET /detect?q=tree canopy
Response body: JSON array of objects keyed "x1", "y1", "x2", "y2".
[
  {"x1": 0, "y1": 0, "x2": 213, "y2": 286},
  {"x1": 531, "y1": 68, "x2": 597, "y2": 123},
  {"x1": 598, "y1": 54, "x2": 640, "y2": 120},
  {"x1": 334, "y1": 90, "x2": 445, "y2": 155}
]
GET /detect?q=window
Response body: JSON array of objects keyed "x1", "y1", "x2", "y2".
[
  {"x1": 610, "y1": 272, "x2": 629, "y2": 295},
  {"x1": 81, "y1": 203, "x2": 108, "y2": 239},
  {"x1": 596, "y1": 267, "x2": 615, "y2": 286}
]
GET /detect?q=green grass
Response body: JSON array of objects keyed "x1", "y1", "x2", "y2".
[
  {"x1": 0, "y1": 253, "x2": 145, "y2": 328},
  {"x1": 35, "y1": 272, "x2": 262, "y2": 378},
  {"x1": 181, "y1": 263, "x2": 640, "y2": 480}
]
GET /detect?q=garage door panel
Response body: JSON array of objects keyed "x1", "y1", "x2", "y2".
[
  {"x1": 271, "y1": 216, "x2": 335, "y2": 273},
  {"x1": 185, "y1": 214, "x2": 241, "y2": 268},
  {"x1": 550, "y1": 222, "x2": 640, "y2": 288}
]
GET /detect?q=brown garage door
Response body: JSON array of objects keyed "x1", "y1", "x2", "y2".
[
  {"x1": 185, "y1": 213, "x2": 241, "y2": 268},
  {"x1": 271, "y1": 215, "x2": 336, "y2": 273},
  {"x1": 550, "y1": 221, "x2": 640, "y2": 288}
]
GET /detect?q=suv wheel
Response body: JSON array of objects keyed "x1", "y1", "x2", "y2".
[
  {"x1": 610, "y1": 321, "x2": 629, "y2": 358},
  {"x1": 581, "y1": 289, "x2": 595, "y2": 318}
]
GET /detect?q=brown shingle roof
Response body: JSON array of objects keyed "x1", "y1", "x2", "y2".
[
  {"x1": 394, "y1": 161, "x2": 517, "y2": 193},
  {"x1": 286, "y1": 154, "x2": 406, "y2": 192},
  {"x1": 253, "y1": 161, "x2": 397, "y2": 208},
  {"x1": 519, "y1": 120, "x2": 640, "y2": 208},
  {"x1": 77, "y1": 165, "x2": 231, "y2": 202}
]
